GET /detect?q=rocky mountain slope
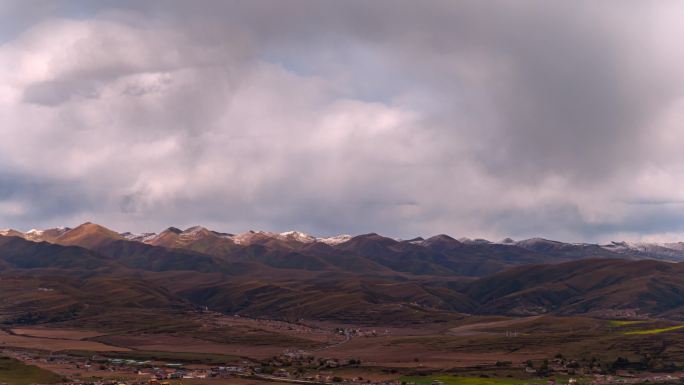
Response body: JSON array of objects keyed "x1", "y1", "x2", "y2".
[{"x1": 2, "y1": 223, "x2": 684, "y2": 324}]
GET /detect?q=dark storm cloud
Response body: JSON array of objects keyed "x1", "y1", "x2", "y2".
[
  {"x1": 1, "y1": 1, "x2": 683, "y2": 241},
  {"x1": 160, "y1": 0, "x2": 674, "y2": 180},
  {"x1": 0, "y1": 172, "x2": 95, "y2": 224}
]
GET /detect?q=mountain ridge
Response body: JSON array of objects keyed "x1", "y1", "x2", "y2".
[
  {"x1": 5, "y1": 223, "x2": 684, "y2": 262},
  {"x1": 3, "y1": 225, "x2": 684, "y2": 324}
]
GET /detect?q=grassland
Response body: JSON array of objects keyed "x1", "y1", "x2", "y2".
[
  {"x1": 606, "y1": 319, "x2": 684, "y2": 336},
  {"x1": 400, "y1": 375, "x2": 528, "y2": 385},
  {"x1": 8, "y1": 314, "x2": 684, "y2": 380},
  {"x1": 384, "y1": 315, "x2": 684, "y2": 366},
  {"x1": 624, "y1": 324, "x2": 684, "y2": 335},
  {"x1": 0, "y1": 356, "x2": 65, "y2": 385},
  {"x1": 609, "y1": 320, "x2": 645, "y2": 327}
]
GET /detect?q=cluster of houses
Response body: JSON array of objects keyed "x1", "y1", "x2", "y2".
[
  {"x1": 263, "y1": 349, "x2": 361, "y2": 370},
  {"x1": 9, "y1": 346, "x2": 684, "y2": 385},
  {"x1": 332, "y1": 327, "x2": 391, "y2": 338}
]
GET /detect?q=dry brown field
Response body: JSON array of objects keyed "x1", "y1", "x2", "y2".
[
  {"x1": 94, "y1": 333, "x2": 286, "y2": 359},
  {"x1": 303, "y1": 333, "x2": 546, "y2": 368},
  {"x1": 11, "y1": 327, "x2": 105, "y2": 340},
  {"x1": 0, "y1": 330, "x2": 128, "y2": 352}
]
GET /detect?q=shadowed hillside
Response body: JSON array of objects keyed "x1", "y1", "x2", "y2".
[{"x1": 3, "y1": 226, "x2": 684, "y2": 326}]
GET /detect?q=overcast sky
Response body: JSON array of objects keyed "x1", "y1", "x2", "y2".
[{"x1": 1, "y1": 1, "x2": 684, "y2": 242}]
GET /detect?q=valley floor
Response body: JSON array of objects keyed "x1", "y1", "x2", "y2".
[{"x1": 3, "y1": 314, "x2": 684, "y2": 385}]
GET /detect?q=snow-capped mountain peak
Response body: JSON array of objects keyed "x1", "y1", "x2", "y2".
[
  {"x1": 5, "y1": 223, "x2": 684, "y2": 262},
  {"x1": 121, "y1": 232, "x2": 158, "y2": 242},
  {"x1": 317, "y1": 234, "x2": 353, "y2": 245},
  {"x1": 279, "y1": 230, "x2": 317, "y2": 243}
]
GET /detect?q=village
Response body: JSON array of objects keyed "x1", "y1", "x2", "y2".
[{"x1": 5, "y1": 346, "x2": 684, "y2": 385}]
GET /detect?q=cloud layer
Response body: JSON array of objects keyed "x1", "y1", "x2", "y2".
[{"x1": 1, "y1": 1, "x2": 684, "y2": 242}]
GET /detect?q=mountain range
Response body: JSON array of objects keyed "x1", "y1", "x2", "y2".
[
  {"x1": 5, "y1": 223, "x2": 684, "y2": 265},
  {"x1": 1, "y1": 222, "x2": 684, "y2": 325}
]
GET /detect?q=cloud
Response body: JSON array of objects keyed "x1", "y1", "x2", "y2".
[{"x1": 1, "y1": 1, "x2": 684, "y2": 242}]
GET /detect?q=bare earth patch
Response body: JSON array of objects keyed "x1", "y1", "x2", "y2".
[
  {"x1": 448, "y1": 316, "x2": 542, "y2": 336},
  {"x1": 11, "y1": 327, "x2": 105, "y2": 340},
  {"x1": 95, "y1": 334, "x2": 286, "y2": 359},
  {"x1": 0, "y1": 330, "x2": 128, "y2": 352}
]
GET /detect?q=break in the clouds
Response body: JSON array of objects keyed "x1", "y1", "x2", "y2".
[{"x1": 1, "y1": 1, "x2": 684, "y2": 242}]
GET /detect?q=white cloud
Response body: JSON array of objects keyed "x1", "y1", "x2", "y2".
[{"x1": 0, "y1": 2, "x2": 684, "y2": 242}]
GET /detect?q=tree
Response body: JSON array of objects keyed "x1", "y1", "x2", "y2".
[{"x1": 539, "y1": 359, "x2": 549, "y2": 375}]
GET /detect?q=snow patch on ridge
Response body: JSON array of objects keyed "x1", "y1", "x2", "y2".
[
  {"x1": 317, "y1": 234, "x2": 353, "y2": 245},
  {"x1": 122, "y1": 232, "x2": 158, "y2": 242},
  {"x1": 279, "y1": 231, "x2": 317, "y2": 243}
]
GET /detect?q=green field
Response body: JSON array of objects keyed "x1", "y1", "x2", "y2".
[
  {"x1": 400, "y1": 375, "x2": 529, "y2": 385},
  {"x1": 609, "y1": 320, "x2": 645, "y2": 327},
  {"x1": 624, "y1": 324, "x2": 684, "y2": 335},
  {"x1": 0, "y1": 356, "x2": 64, "y2": 385}
]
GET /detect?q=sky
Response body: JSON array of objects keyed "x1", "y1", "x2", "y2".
[{"x1": 1, "y1": 1, "x2": 684, "y2": 242}]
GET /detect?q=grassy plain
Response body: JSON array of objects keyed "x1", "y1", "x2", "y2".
[
  {"x1": 0, "y1": 356, "x2": 65, "y2": 385},
  {"x1": 609, "y1": 320, "x2": 645, "y2": 327},
  {"x1": 624, "y1": 324, "x2": 684, "y2": 335},
  {"x1": 400, "y1": 375, "x2": 532, "y2": 385},
  {"x1": 6, "y1": 314, "x2": 684, "y2": 383}
]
